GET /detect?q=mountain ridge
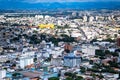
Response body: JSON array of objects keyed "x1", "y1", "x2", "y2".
[{"x1": 0, "y1": 2, "x2": 120, "y2": 10}]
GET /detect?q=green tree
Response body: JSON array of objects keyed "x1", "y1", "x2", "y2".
[
  {"x1": 90, "y1": 39, "x2": 97, "y2": 43},
  {"x1": 103, "y1": 38, "x2": 115, "y2": 42},
  {"x1": 75, "y1": 76, "x2": 84, "y2": 80},
  {"x1": 61, "y1": 34, "x2": 69, "y2": 38},
  {"x1": 34, "y1": 58, "x2": 37, "y2": 62},
  {"x1": 98, "y1": 74, "x2": 104, "y2": 79},
  {"x1": 12, "y1": 64, "x2": 16, "y2": 67},
  {"x1": 89, "y1": 60, "x2": 93, "y2": 64},
  {"x1": 6, "y1": 60, "x2": 10, "y2": 63},
  {"x1": 12, "y1": 73, "x2": 21, "y2": 77},
  {"x1": 108, "y1": 61, "x2": 119, "y2": 68},
  {"x1": 95, "y1": 50, "x2": 105, "y2": 57},
  {"x1": 64, "y1": 72, "x2": 73, "y2": 77},
  {"x1": 80, "y1": 67, "x2": 86, "y2": 73},
  {"x1": 111, "y1": 52, "x2": 119, "y2": 57},
  {"x1": 90, "y1": 73, "x2": 96, "y2": 78},
  {"x1": 105, "y1": 50, "x2": 110, "y2": 54},
  {"x1": 3, "y1": 67, "x2": 7, "y2": 70},
  {"x1": 33, "y1": 30, "x2": 38, "y2": 34},
  {"x1": 65, "y1": 77, "x2": 73, "y2": 80},
  {"x1": 114, "y1": 34, "x2": 117, "y2": 38},
  {"x1": 48, "y1": 77, "x2": 59, "y2": 80}
]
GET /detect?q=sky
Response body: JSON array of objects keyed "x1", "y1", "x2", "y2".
[
  {"x1": 0, "y1": 0, "x2": 120, "y2": 3},
  {"x1": 0, "y1": 0, "x2": 120, "y2": 9},
  {"x1": 24, "y1": 0, "x2": 119, "y2": 2}
]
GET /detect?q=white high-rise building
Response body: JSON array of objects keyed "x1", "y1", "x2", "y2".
[
  {"x1": 35, "y1": 15, "x2": 44, "y2": 19},
  {"x1": 64, "y1": 53, "x2": 81, "y2": 67},
  {"x1": 95, "y1": 16, "x2": 98, "y2": 21},
  {"x1": 81, "y1": 44, "x2": 100, "y2": 56},
  {"x1": 83, "y1": 16, "x2": 87, "y2": 22},
  {"x1": 57, "y1": 20, "x2": 63, "y2": 26},
  {"x1": 20, "y1": 57, "x2": 34, "y2": 69},
  {"x1": 89, "y1": 16, "x2": 94, "y2": 22},
  {"x1": 45, "y1": 15, "x2": 50, "y2": 19},
  {"x1": 0, "y1": 70, "x2": 6, "y2": 79}
]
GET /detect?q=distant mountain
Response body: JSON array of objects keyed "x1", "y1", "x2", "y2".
[{"x1": 0, "y1": 1, "x2": 120, "y2": 10}]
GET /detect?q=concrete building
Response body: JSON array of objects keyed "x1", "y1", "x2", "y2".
[
  {"x1": 81, "y1": 44, "x2": 100, "y2": 56},
  {"x1": 20, "y1": 57, "x2": 34, "y2": 69},
  {"x1": 51, "y1": 57, "x2": 63, "y2": 66},
  {"x1": 89, "y1": 16, "x2": 94, "y2": 22},
  {"x1": 83, "y1": 16, "x2": 87, "y2": 22},
  {"x1": 64, "y1": 53, "x2": 81, "y2": 67},
  {"x1": 0, "y1": 70, "x2": 6, "y2": 79},
  {"x1": 64, "y1": 43, "x2": 72, "y2": 53},
  {"x1": 117, "y1": 38, "x2": 120, "y2": 47}
]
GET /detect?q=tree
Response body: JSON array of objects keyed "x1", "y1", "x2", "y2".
[
  {"x1": 6, "y1": 60, "x2": 10, "y2": 63},
  {"x1": 12, "y1": 64, "x2": 16, "y2": 67},
  {"x1": 0, "y1": 52, "x2": 4, "y2": 55},
  {"x1": 90, "y1": 73, "x2": 96, "y2": 78},
  {"x1": 33, "y1": 30, "x2": 38, "y2": 34},
  {"x1": 12, "y1": 37, "x2": 19, "y2": 42},
  {"x1": 105, "y1": 50, "x2": 110, "y2": 54},
  {"x1": 103, "y1": 38, "x2": 115, "y2": 42},
  {"x1": 34, "y1": 58, "x2": 37, "y2": 62},
  {"x1": 3, "y1": 67, "x2": 7, "y2": 70},
  {"x1": 114, "y1": 34, "x2": 117, "y2": 38},
  {"x1": 64, "y1": 72, "x2": 73, "y2": 77},
  {"x1": 61, "y1": 34, "x2": 69, "y2": 38},
  {"x1": 48, "y1": 77, "x2": 59, "y2": 80},
  {"x1": 44, "y1": 58, "x2": 51, "y2": 62},
  {"x1": 12, "y1": 73, "x2": 21, "y2": 77},
  {"x1": 65, "y1": 77, "x2": 73, "y2": 80},
  {"x1": 108, "y1": 61, "x2": 119, "y2": 68},
  {"x1": 89, "y1": 60, "x2": 93, "y2": 64},
  {"x1": 98, "y1": 74, "x2": 104, "y2": 79},
  {"x1": 80, "y1": 67, "x2": 86, "y2": 73},
  {"x1": 111, "y1": 52, "x2": 119, "y2": 57},
  {"x1": 95, "y1": 50, "x2": 105, "y2": 57},
  {"x1": 57, "y1": 26, "x2": 63, "y2": 29},
  {"x1": 75, "y1": 76, "x2": 84, "y2": 80},
  {"x1": 29, "y1": 34, "x2": 41, "y2": 44},
  {"x1": 90, "y1": 39, "x2": 97, "y2": 43}
]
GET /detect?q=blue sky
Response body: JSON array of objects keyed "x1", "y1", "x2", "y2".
[
  {"x1": 24, "y1": 0, "x2": 120, "y2": 3},
  {"x1": 0, "y1": 0, "x2": 120, "y2": 9},
  {"x1": 0, "y1": 0, "x2": 120, "y2": 3}
]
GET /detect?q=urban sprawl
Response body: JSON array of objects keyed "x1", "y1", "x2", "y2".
[{"x1": 0, "y1": 10, "x2": 120, "y2": 80}]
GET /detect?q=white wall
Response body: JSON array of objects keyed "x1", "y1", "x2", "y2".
[
  {"x1": 20, "y1": 57, "x2": 34, "y2": 69},
  {"x1": 82, "y1": 44, "x2": 100, "y2": 56},
  {"x1": 0, "y1": 70, "x2": 6, "y2": 79}
]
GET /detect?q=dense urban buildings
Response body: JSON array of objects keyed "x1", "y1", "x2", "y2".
[{"x1": 0, "y1": 1, "x2": 120, "y2": 80}]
